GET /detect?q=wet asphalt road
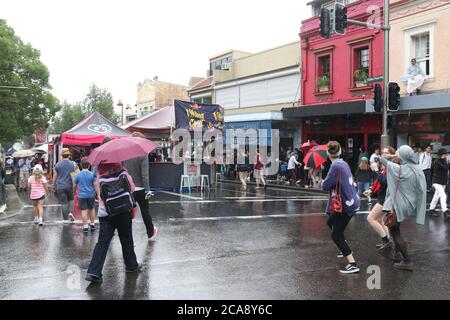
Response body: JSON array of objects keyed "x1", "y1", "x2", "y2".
[{"x1": 0, "y1": 182, "x2": 449, "y2": 300}]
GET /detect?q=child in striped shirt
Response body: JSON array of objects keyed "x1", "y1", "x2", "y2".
[{"x1": 28, "y1": 164, "x2": 49, "y2": 226}]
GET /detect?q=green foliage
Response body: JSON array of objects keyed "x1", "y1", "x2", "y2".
[
  {"x1": 317, "y1": 75, "x2": 330, "y2": 88},
  {"x1": 354, "y1": 68, "x2": 368, "y2": 82},
  {"x1": 49, "y1": 84, "x2": 120, "y2": 133},
  {"x1": 0, "y1": 19, "x2": 60, "y2": 145}
]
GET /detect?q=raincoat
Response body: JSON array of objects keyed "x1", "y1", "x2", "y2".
[{"x1": 379, "y1": 145, "x2": 427, "y2": 225}]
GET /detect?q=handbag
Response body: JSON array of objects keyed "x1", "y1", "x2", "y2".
[
  {"x1": 330, "y1": 170, "x2": 343, "y2": 215},
  {"x1": 384, "y1": 166, "x2": 401, "y2": 228}
]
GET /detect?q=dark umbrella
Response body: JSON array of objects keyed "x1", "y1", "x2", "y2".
[
  {"x1": 31, "y1": 149, "x2": 47, "y2": 154},
  {"x1": 300, "y1": 140, "x2": 317, "y2": 153},
  {"x1": 303, "y1": 145, "x2": 328, "y2": 169},
  {"x1": 87, "y1": 136, "x2": 159, "y2": 165}
]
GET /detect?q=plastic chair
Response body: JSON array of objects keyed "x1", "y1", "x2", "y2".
[
  {"x1": 200, "y1": 175, "x2": 210, "y2": 192},
  {"x1": 180, "y1": 175, "x2": 191, "y2": 193}
]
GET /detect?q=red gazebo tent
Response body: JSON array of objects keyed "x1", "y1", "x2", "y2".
[{"x1": 61, "y1": 111, "x2": 131, "y2": 145}]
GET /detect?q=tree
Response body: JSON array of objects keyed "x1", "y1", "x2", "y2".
[
  {"x1": 50, "y1": 101, "x2": 84, "y2": 134},
  {"x1": 49, "y1": 84, "x2": 120, "y2": 133},
  {"x1": 0, "y1": 19, "x2": 59, "y2": 145},
  {"x1": 82, "y1": 84, "x2": 120, "y2": 124}
]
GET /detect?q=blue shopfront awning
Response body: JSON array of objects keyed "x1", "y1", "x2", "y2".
[{"x1": 224, "y1": 120, "x2": 272, "y2": 146}]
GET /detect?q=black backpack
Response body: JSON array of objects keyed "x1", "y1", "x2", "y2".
[{"x1": 99, "y1": 170, "x2": 136, "y2": 216}]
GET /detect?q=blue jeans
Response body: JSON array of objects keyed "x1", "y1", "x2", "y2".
[
  {"x1": 87, "y1": 212, "x2": 138, "y2": 278},
  {"x1": 358, "y1": 182, "x2": 370, "y2": 196}
]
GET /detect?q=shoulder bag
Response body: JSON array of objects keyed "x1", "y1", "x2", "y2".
[
  {"x1": 384, "y1": 166, "x2": 401, "y2": 228},
  {"x1": 330, "y1": 169, "x2": 343, "y2": 215}
]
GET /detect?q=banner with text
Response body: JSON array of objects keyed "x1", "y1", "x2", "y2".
[{"x1": 174, "y1": 100, "x2": 224, "y2": 131}]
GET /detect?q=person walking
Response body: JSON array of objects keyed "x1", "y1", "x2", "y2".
[
  {"x1": 28, "y1": 164, "x2": 48, "y2": 226},
  {"x1": 237, "y1": 150, "x2": 250, "y2": 190},
  {"x1": 74, "y1": 158, "x2": 98, "y2": 233},
  {"x1": 123, "y1": 131, "x2": 157, "y2": 241},
  {"x1": 18, "y1": 156, "x2": 32, "y2": 192},
  {"x1": 379, "y1": 145, "x2": 427, "y2": 271},
  {"x1": 52, "y1": 148, "x2": 76, "y2": 224},
  {"x1": 370, "y1": 148, "x2": 381, "y2": 165},
  {"x1": 254, "y1": 150, "x2": 266, "y2": 189},
  {"x1": 287, "y1": 152, "x2": 301, "y2": 185},
  {"x1": 321, "y1": 141, "x2": 361, "y2": 274},
  {"x1": 85, "y1": 163, "x2": 140, "y2": 284},
  {"x1": 364, "y1": 147, "x2": 396, "y2": 252},
  {"x1": 355, "y1": 157, "x2": 374, "y2": 198},
  {"x1": 429, "y1": 148, "x2": 449, "y2": 218},
  {"x1": 419, "y1": 145, "x2": 432, "y2": 192}
]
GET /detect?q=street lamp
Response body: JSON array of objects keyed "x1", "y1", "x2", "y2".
[{"x1": 117, "y1": 99, "x2": 124, "y2": 125}]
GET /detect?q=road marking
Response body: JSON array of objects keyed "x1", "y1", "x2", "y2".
[
  {"x1": 169, "y1": 211, "x2": 371, "y2": 222},
  {"x1": 23, "y1": 204, "x2": 61, "y2": 209},
  {"x1": 148, "y1": 198, "x2": 329, "y2": 204},
  {"x1": 218, "y1": 186, "x2": 327, "y2": 200},
  {"x1": 159, "y1": 191, "x2": 203, "y2": 200}
]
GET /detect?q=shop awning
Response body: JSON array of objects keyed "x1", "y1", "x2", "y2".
[
  {"x1": 122, "y1": 106, "x2": 175, "y2": 134},
  {"x1": 282, "y1": 101, "x2": 366, "y2": 119}
]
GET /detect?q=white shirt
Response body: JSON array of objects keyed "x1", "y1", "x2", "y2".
[
  {"x1": 370, "y1": 153, "x2": 380, "y2": 163},
  {"x1": 288, "y1": 155, "x2": 300, "y2": 170},
  {"x1": 419, "y1": 152, "x2": 432, "y2": 170}
]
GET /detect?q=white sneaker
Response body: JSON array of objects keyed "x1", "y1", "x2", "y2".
[
  {"x1": 63, "y1": 220, "x2": 69, "y2": 225},
  {"x1": 38, "y1": 217, "x2": 43, "y2": 226},
  {"x1": 33, "y1": 217, "x2": 39, "y2": 224},
  {"x1": 68, "y1": 213, "x2": 75, "y2": 223}
]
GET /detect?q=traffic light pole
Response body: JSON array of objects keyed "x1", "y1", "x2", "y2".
[
  {"x1": 347, "y1": 1, "x2": 390, "y2": 148},
  {"x1": 381, "y1": 0, "x2": 390, "y2": 149}
]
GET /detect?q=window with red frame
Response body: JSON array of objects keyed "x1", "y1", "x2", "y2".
[
  {"x1": 317, "y1": 55, "x2": 331, "y2": 91},
  {"x1": 353, "y1": 46, "x2": 370, "y2": 86}
]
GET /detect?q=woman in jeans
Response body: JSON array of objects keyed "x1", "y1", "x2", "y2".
[
  {"x1": 85, "y1": 163, "x2": 140, "y2": 283},
  {"x1": 379, "y1": 145, "x2": 427, "y2": 271},
  {"x1": 365, "y1": 147, "x2": 396, "y2": 252},
  {"x1": 355, "y1": 157, "x2": 373, "y2": 198},
  {"x1": 321, "y1": 141, "x2": 361, "y2": 274}
]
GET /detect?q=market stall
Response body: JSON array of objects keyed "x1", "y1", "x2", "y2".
[
  {"x1": 123, "y1": 100, "x2": 224, "y2": 192},
  {"x1": 50, "y1": 112, "x2": 132, "y2": 217}
]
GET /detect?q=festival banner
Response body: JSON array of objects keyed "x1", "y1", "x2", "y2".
[{"x1": 174, "y1": 100, "x2": 224, "y2": 131}]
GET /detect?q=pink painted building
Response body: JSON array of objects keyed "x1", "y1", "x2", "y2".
[{"x1": 283, "y1": 0, "x2": 385, "y2": 169}]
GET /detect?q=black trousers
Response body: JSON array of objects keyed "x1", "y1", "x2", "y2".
[
  {"x1": 87, "y1": 212, "x2": 138, "y2": 278},
  {"x1": 423, "y1": 169, "x2": 431, "y2": 190},
  {"x1": 327, "y1": 214, "x2": 353, "y2": 257},
  {"x1": 389, "y1": 223, "x2": 410, "y2": 261},
  {"x1": 133, "y1": 189, "x2": 155, "y2": 237}
]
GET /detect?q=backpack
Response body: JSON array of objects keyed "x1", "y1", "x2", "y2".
[{"x1": 98, "y1": 170, "x2": 136, "y2": 216}]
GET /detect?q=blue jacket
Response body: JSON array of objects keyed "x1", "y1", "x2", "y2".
[{"x1": 321, "y1": 159, "x2": 360, "y2": 216}]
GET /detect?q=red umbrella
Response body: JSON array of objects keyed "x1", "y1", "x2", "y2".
[
  {"x1": 87, "y1": 136, "x2": 159, "y2": 165},
  {"x1": 303, "y1": 144, "x2": 328, "y2": 169},
  {"x1": 300, "y1": 140, "x2": 317, "y2": 153}
]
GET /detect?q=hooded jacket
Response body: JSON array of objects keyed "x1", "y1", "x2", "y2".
[{"x1": 380, "y1": 145, "x2": 427, "y2": 225}]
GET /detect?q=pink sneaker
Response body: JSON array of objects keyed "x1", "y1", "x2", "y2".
[{"x1": 148, "y1": 227, "x2": 158, "y2": 241}]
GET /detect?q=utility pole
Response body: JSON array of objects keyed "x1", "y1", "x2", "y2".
[
  {"x1": 337, "y1": 1, "x2": 391, "y2": 148},
  {"x1": 381, "y1": 0, "x2": 390, "y2": 149}
]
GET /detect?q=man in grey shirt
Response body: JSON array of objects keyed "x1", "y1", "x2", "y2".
[{"x1": 123, "y1": 132, "x2": 157, "y2": 240}]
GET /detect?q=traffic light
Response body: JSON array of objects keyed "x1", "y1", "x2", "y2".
[
  {"x1": 373, "y1": 84, "x2": 383, "y2": 112},
  {"x1": 320, "y1": 8, "x2": 331, "y2": 39},
  {"x1": 334, "y1": 3, "x2": 348, "y2": 35},
  {"x1": 388, "y1": 82, "x2": 401, "y2": 111}
]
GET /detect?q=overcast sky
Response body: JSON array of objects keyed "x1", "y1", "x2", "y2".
[{"x1": 1, "y1": 0, "x2": 310, "y2": 109}]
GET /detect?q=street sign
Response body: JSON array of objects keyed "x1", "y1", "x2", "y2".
[{"x1": 365, "y1": 76, "x2": 384, "y2": 83}]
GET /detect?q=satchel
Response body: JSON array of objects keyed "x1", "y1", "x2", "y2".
[
  {"x1": 384, "y1": 166, "x2": 401, "y2": 228},
  {"x1": 330, "y1": 170, "x2": 343, "y2": 215}
]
